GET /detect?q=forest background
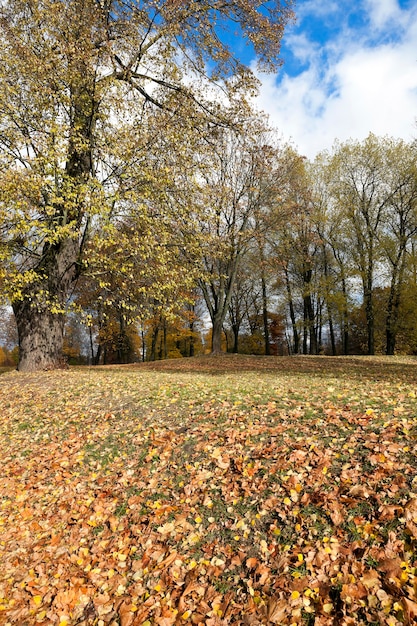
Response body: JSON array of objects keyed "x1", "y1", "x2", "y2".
[{"x1": 1, "y1": 0, "x2": 417, "y2": 371}]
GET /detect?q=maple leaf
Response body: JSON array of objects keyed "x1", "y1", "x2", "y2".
[{"x1": 267, "y1": 596, "x2": 287, "y2": 623}]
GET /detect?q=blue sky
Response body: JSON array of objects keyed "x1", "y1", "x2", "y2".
[{"x1": 249, "y1": 0, "x2": 417, "y2": 158}]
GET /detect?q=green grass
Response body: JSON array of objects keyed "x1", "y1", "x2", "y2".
[{"x1": 1, "y1": 354, "x2": 417, "y2": 625}]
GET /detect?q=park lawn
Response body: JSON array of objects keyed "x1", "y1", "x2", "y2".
[{"x1": 1, "y1": 355, "x2": 417, "y2": 625}]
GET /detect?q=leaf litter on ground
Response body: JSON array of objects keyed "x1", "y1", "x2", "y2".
[{"x1": 1, "y1": 355, "x2": 417, "y2": 625}]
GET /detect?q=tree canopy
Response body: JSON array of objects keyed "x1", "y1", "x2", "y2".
[{"x1": 0, "y1": 0, "x2": 294, "y2": 370}]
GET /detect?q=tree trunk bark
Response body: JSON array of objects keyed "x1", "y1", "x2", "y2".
[
  {"x1": 12, "y1": 71, "x2": 94, "y2": 371},
  {"x1": 303, "y1": 272, "x2": 318, "y2": 354},
  {"x1": 163, "y1": 320, "x2": 167, "y2": 359},
  {"x1": 261, "y1": 274, "x2": 270, "y2": 355},
  {"x1": 211, "y1": 316, "x2": 223, "y2": 354},
  {"x1": 386, "y1": 247, "x2": 407, "y2": 356},
  {"x1": 364, "y1": 277, "x2": 375, "y2": 355},
  {"x1": 150, "y1": 325, "x2": 159, "y2": 361},
  {"x1": 328, "y1": 313, "x2": 336, "y2": 356},
  {"x1": 322, "y1": 249, "x2": 336, "y2": 355},
  {"x1": 189, "y1": 307, "x2": 195, "y2": 357},
  {"x1": 13, "y1": 238, "x2": 79, "y2": 371},
  {"x1": 94, "y1": 343, "x2": 102, "y2": 366},
  {"x1": 231, "y1": 324, "x2": 239, "y2": 353},
  {"x1": 13, "y1": 301, "x2": 66, "y2": 371},
  {"x1": 189, "y1": 328, "x2": 195, "y2": 357},
  {"x1": 386, "y1": 277, "x2": 402, "y2": 356},
  {"x1": 284, "y1": 266, "x2": 299, "y2": 354},
  {"x1": 341, "y1": 275, "x2": 349, "y2": 355}
]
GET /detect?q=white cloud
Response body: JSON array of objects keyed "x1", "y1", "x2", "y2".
[
  {"x1": 251, "y1": 1, "x2": 417, "y2": 158},
  {"x1": 364, "y1": 0, "x2": 403, "y2": 30}
]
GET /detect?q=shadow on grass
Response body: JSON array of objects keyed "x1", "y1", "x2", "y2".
[{"x1": 91, "y1": 353, "x2": 417, "y2": 383}]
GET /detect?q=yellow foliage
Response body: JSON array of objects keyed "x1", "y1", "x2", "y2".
[{"x1": 0, "y1": 346, "x2": 7, "y2": 366}]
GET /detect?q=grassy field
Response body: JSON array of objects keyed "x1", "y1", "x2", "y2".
[{"x1": 1, "y1": 355, "x2": 417, "y2": 625}]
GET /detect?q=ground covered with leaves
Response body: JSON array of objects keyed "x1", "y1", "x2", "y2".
[{"x1": 1, "y1": 355, "x2": 417, "y2": 626}]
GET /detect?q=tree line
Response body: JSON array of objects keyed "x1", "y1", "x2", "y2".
[{"x1": 1, "y1": 1, "x2": 416, "y2": 370}]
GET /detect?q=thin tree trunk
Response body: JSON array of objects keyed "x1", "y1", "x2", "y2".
[
  {"x1": 189, "y1": 326, "x2": 195, "y2": 357},
  {"x1": 303, "y1": 305, "x2": 308, "y2": 355},
  {"x1": 364, "y1": 274, "x2": 375, "y2": 355},
  {"x1": 303, "y1": 267, "x2": 318, "y2": 355},
  {"x1": 386, "y1": 256, "x2": 406, "y2": 355},
  {"x1": 94, "y1": 344, "x2": 102, "y2": 366},
  {"x1": 89, "y1": 326, "x2": 95, "y2": 365},
  {"x1": 341, "y1": 276, "x2": 349, "y2": 355},
  {"x1": 322, "y1": 249, "x2": 336, "y2": 355},
  {"x1": 261, "y1": 273, "x2": 270, "y2": 355},
  {"x1": 231, "y1": 324, "x2": 239, "y2": 353},
  {"x1": 317, "y1": 299, "x2": 322, "y2": 352},
  {"x1": 163, "y1": 320, "x2": 167, "y2": 359},
  {"x1": 150, "y1": 325, "x2": 159, "y2": 361},
  {"x1": 328, "y1": 313, "x2": 336, "y2": 356},
  {"x1": 284, "y1": 266, "x2": 299, "y2": 354},
  {"x1": 189, "y1": 305, "x2": 195, "y2": 357},
  {"x1": 141, "y1": 327, "x2": 146, "y2": 362}
]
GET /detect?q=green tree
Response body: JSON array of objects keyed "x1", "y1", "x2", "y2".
[
  {"x1": 0, "y1": 0, "x2": 294, "y2": 371},
  {"x1": 328, "y1": 135, "x2": 392, "y2": 355},
  {"x1": 308, "y1": 153, "x2": 356, "y2": 355},
  {"x1": 326, "y1": 135, "x2": 417, "y2": 355},
  {"x1": 379, "y1": 140, "x2": 417, "y2": 354},
  {"x1": 268, "y1": 153, "x2": 322, "y2": 354}
]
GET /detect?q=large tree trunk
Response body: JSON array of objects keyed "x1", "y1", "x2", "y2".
[
  {"x1": 12, "y1": 122, "x2": 92, "y2": 369},
  {"x1": 211, "y1": 315, "x2": 224, "y2": 354},
  {"x1": 14, "y1": 54, "x2": 95, "y2": 371},
  {"x1": 13, "y1": 239, "x2": 79, "y2": 371},
  {"x1": 13, "y1": 302, "x2": 66, "y2": 371}
]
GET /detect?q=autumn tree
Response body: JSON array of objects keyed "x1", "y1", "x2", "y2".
[
  {"x1": 190, "y1": 121, "x2": 288, "y2": 353},
  {"x1": 225, "y1": 255, "x2": 263, "y2": 353},
  {"x1": 266, "y1": 152, "x2": 324, "y2": 354},
  {"x1": 307, "y1": 154, "x2": 356, "y2": 355},
  {"x1": 0, "y1": 0, "x2": 294, "y2": 371},
  {"x1": 325, "y1": 135, "x2": 417, "y2": 355},
  {"x1": 379, "y1": 140, "x2": 417, "y2": 354},
  {"x1": 327, "y1": 135, "x2": 396, "y2": 355},
  {"x1": 233, "y1": 143, "x2": 300, "y2": 356}
]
